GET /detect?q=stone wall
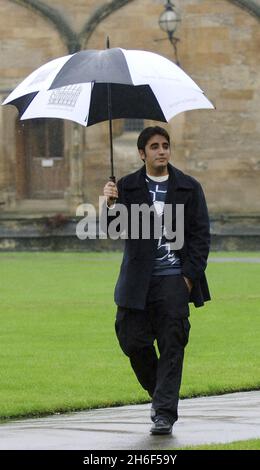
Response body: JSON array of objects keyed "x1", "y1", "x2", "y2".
[
  {"x1": 82, "y1": 0, "x2": 260, "y2": 214},
  {"x1": 0, "y1": 0, "x2": 259, "y2": 217}
]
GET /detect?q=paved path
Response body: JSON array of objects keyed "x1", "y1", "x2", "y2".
[{"x1": 0, "y1": 391, "x2": 259, "y2": 450}]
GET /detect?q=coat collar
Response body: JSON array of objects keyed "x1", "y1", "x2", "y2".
[{"x1": 123, "y1": 163, "x2": 195, "y2": 191}]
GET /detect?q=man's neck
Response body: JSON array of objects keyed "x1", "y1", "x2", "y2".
[
  {"x1": 147, "y1": 173, "x2": 169, "y2": 182},
  {"x1": 145, "y1": 166, "x2": 169, "y2": 177}
]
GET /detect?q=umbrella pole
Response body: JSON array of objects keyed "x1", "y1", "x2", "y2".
[
  {"x1": 107, "y1": 83, "x2": 115, "y2": 183},
  {"x1": 106, "y1": 36, "x2": 115, "y2": 183}
]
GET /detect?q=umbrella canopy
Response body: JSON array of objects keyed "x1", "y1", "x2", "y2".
[
  {"x1": 3, "y1": 48, "x2": 214, "y2": 124},
  {"x1": 2, "y1": 48, "x2": 214, "y2": 177}
]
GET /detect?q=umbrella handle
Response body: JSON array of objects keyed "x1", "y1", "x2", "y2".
[{"x1": 107, "y1": 175, "x2": 117, "y2": 204}]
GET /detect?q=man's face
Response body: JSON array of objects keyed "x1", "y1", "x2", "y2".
[{"x1": 139, "y1": 134, "x2": 171, "y2": 175}]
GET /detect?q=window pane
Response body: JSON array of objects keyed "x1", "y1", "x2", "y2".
[
  {"x1": 47, "y1": 120, "x2": 64, "y2": 158},
  {"x1": 124, "y1": 119, "x2": 144, "y2": 132},
  {"x1": 26, "y1": 119, "x2": 46, "y2": 158}
]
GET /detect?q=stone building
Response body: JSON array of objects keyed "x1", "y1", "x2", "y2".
[{"x1": 0, "y1": 0, "x2": 259, "y2": 249}]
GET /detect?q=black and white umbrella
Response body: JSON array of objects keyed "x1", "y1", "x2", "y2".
[{"x1": 3, "y1": 47, "x2": 214, "y2": 179}]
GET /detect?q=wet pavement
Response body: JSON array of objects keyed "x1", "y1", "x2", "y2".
[{"x1": 0, "y1": 391, "x2": 259, "y2": 450}]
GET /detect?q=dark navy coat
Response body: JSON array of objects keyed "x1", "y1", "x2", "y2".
[{"x1": 107, "y1": 163, "x2": 211, "y2": 310}]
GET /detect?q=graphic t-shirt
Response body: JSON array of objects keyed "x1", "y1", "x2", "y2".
[{"x1": 145, "y1": 174, "x2": 181, "y2": 276}]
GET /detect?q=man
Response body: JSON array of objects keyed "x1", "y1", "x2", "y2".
[{"x1": 103, "y1": 126, "x2": 210, "y2": 435}]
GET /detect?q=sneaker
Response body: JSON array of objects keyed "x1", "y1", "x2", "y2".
[{"x1": 150, "y1": 416, "x2": 173, "y2": 435}]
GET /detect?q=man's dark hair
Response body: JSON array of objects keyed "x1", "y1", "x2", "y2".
[{"x1": 137, "y1": 126, "x2": 170, "y2": 151}]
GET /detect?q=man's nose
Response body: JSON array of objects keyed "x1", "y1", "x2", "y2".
[{"x1": 159, "y1": 146, "x2": 165, "y2": 154}]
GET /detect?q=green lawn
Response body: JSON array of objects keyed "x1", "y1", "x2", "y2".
[
  {"x1": 178, "y1": 438, "x2": 260, "y2": 450},
  {"x1": 0, "y1": 251, "x2": 259, "y2": 419},
  {"x1": 209, "y1": 252, "x2": 260, "y2": 258}
]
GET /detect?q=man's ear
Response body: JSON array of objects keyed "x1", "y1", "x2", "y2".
[{"x1": 138, "y1": 149, "x2": 146, "y2": 163}]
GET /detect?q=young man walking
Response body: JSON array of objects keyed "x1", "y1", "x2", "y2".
[{"x1": 103, "y1": 126, "x2": 210, "y2": 435}]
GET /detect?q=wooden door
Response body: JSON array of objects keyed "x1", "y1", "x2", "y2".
[{"x1": 22, "y1": 119, "x2": 68, "y2": 199}]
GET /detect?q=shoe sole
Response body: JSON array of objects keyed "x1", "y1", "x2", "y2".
[{"x1": 150, "y1": 429, "x2": 172, "y2": 435}]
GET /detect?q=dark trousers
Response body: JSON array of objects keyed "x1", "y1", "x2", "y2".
[{"x1": 115, "y1": 274, "x2": 191, "y2": 425}]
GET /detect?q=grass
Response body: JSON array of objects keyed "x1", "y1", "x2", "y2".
[
  {"x1": 209, "y1": 252, "x2": 260, "y2": 258},
  {"x1": 0, "y1": 251, "x2": 259, "y2": 419},
  {"x1": 178, "y1": 438, "x2": 260, "y2": 450}
]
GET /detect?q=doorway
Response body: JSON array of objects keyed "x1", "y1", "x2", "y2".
[{"x1": 16, "y1": 118, "x2": 68, "y2": 199}]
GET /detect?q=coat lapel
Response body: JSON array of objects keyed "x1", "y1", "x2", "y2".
[
  {"x1": 165, "y1": 164, "x2": 194, "y2": 203},
  {"x1": 124, "y1": 165, "x2": 153, "y2": 206}
]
